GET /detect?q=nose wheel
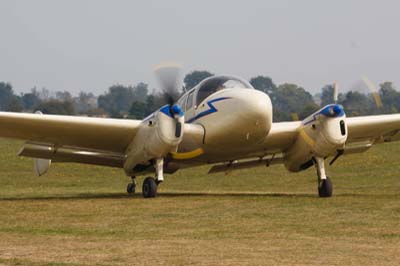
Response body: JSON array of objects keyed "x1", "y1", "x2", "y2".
[
  {"x1": 126, "y1": 176, "x2": 136, "y2": 194},
  {"x1": 314, "y1": 157, "x2": 333, "y2": 198}
]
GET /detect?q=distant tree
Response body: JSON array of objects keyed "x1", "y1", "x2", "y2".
[
  {"x1": 0, "y1": 82, "x2": 15, "y2": 111},
  {"x1": 184, "y1": 71, "x2": 213, "y2": 90},
  {"x1": 38, "y1": 88, "x2": 50, "y2": 100},
  {"x1": 55, "y1": 91, "x2": 73, "y2": 102},
  {"x1": 98, "y1": 83, "x2": 149, "y2": 118},
  {"x1": 299, "y1": 103, "x2": 320, "y2": 119},
  {"x1": 74, "y1": 92, "x2": 97, "y2": 114},
  {"x1": 21, "y1": 88, "x2": 41, "y2": 110},
  {"x1": 129, "y1": 101, "x2": 146, "y2": 119},
  {"x1": 98, "y1": 85, "x2": 131, "y2": 117},
  {"x1": 6, "y1": 96, "x2": 23, "y2": 112},
  {"x1": 339, "y1": 91, "x2": 373, "y2": 116},
  {"x1": 144, "y1": 93, "x2": 166, "y2": 116},
  {"x1": 249, "y1": 76, "x2": 276, "y2": 94},
  {"x1": 272, "y1": 83, "x2": 318, "y2": 121},
  {"x1": 145, "y1": 94, "x2": 157, "y2": 116},
  {"x1": 320, "y1": 84, "x2": 335, "y2": 106},
  {"x1": 35, "y1": 100, "x2": 76, "y2": 115},
  {"x1": 85, "y1": 108, "x2": 107, "y2": 117},
  {"x1": 132, "y1": 82, "x2": 148, "y2": 103},
  {"x1": 379, "y1": 82, "x2": 399, "y2": 113}
]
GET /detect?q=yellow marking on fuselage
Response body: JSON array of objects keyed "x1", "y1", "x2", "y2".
[
  {"x1": 171, "y1": 148, "x2": 204, "y2": 160},
  {"x1": 299, "y1": 128, "x2": 316, "y2": 149}
]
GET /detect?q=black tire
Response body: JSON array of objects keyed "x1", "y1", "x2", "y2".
[
  {"x1": 318, "y1": 177, "x2": 333, "y2": 198},
  {"x1": 142, "y1": 177, "x2": 157, "y2": 198},
  {"x1": 127, "y1": 182, "x2": 136, "y2": 194}
]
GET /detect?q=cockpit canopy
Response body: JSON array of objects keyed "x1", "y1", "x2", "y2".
[
  {"x1": 196, "y1": 76, "x2": 253, "y2": 106},
  {"x1": 178, "y1": 75, "x2": 254, "y2": 111}
]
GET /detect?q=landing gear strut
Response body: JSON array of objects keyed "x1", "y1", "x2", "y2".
[{"x1": 314, "y1": 157, "x2": 333, "y2": 197}]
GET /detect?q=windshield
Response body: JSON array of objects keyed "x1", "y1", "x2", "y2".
[{"x1": 196, "y1": 76, "x2": 252, "y2": 106}]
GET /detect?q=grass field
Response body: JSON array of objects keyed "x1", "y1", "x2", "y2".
[{"x1": 0, "y1": 138, "x2": 399, "y2": 266}]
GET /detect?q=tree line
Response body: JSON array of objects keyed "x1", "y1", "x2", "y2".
[{"x1": 1, "y1": 71, "x2": 399, "y2": 122}]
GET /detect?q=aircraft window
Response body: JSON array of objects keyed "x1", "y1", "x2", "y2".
[
  {"x1": 187, "y1": 91, "x2": 194, "y2": 109},
  {"x1": 196, "y1": 76, "x2": 252, "y2": 106},
  {"x1": 177, "y1": 95, "x2": 188, "y2": 111}
]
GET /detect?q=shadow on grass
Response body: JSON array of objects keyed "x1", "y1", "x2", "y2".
[
  {"x1": 0, "y1": 191, "x2": 319, "y2": 201},
  {"x1": 159, "y1": 192, "x2": 317, "y2": 198},
  {"x1": 0, "y1": 191, "x2": 394, "y2": 201}
]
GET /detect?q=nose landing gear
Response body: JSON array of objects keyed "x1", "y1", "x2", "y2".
[
  {"x1": 126, "y1": 176, "x2": 136, "y2": 194},
  {"x1": 126, "y1": 158, "x2": 164, "y2": 198},
  {"x1": 314, "y1": 157, "x2": 333, "y2": 197}
]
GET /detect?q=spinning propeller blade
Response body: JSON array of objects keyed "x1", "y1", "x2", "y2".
[
  {"x1": 333, "y1": 82, "x2": 339, "y2": 104},
  {"x1": 154, "y1": 62, "x2": 182, "y2": 106},
  {"x1": 154, "y1": 63, "x2": 185, "y2": 138}
]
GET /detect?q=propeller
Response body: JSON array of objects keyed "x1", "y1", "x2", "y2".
[
  {"x1": 333, "y1": 81, "x2": 339, "y2": 104},
  {"x1": 362, "y1": 76, "x2": 383, "y2": 108},
  {"x1": 154, "y1": 63, "x2": 184, "y2": 138},
  {"x1": 339, "y1": 76, "x2": 383, "y2": 111},
  {"x1": 154, "y1": 63, "x2": 182, "y2": 106}
]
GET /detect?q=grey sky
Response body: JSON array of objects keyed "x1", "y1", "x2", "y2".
[{"x1": 0, "y1": 0, "x2": 399, "y2": 95}]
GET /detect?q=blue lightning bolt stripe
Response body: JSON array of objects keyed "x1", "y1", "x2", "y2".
[{"x1": 187, "y1": 97, "x2": 231, "y2": 123}]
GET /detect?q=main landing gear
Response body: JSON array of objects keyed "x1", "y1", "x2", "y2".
[
  {"x1": 126, "y1": 158, "x2": 164, "y2": 198},
  {"x1": 314, "y1": 157, "x2": 333, "y2": 198}
]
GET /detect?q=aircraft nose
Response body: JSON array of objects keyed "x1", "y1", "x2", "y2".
[
  {"x1": 218, "y1": 88, "x2": 273, "y2": 143},
  {"x1": 201, "y1": 88, "x2": 273, "y2": 148},
  {"x1": 237, "y1": 89, "x2": 272, "y2": 131}
]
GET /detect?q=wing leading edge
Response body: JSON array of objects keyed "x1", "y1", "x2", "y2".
[
  {"x1": 0, "y1": 112, "x2": 141, "y2": 153},
  {"x1": 346, "y1": 114, "x2": 400, "y2": 144},
  {"x1": 0, "y1": 112, "x2": 205, "y2": 169},
  {"x1": 262, "y1": 113, "x2": 400, "y2": 155}
]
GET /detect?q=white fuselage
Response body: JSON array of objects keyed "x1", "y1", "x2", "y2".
[
  {"x1": 179, "y1": 88, "x2": 272, "y2": 161},
  {"x1": 127, "y1": 75, "x2": 348, "y2": 175}
]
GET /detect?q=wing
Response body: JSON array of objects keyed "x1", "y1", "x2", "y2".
[
  {"x1": 261, "y1": 114, "x2": 400, "y2": 154},
  {"x1": 0, "y1": 112, "x2": 142, "y2": 167},
  {"x1": 346, "y1": 114, "x2": 400, "y2": 144},
  {"x1": 0, "y1": 112, "x2": 205, "y2": 168},
  {"x1": 262, "y1": 121, "x2": 301, "y2": 153},
  {"x1": 0, "y1": 112, "x2": 141, "y2": 153},
  {"x1": 210, "y1": 114, "x2": 400, "y2": 174},
  {"x1": 264, "y1": 114, "x2": 400, "y2": 153}
]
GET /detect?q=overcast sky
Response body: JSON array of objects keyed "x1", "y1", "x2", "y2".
[{"x1": 0, "y1": 0, "x2": 399, "y2": 94}]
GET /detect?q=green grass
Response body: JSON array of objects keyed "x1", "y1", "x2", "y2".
[{"x1": 0, "y1": 138, "x2": 399, "y2": 265}]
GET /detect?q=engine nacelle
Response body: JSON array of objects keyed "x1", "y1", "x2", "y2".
[
  {"x1": 284, "y1": 104, "x2": 348, "y2": 172},
  {"x1": 123, "y1": 105, "x2": 184, "y2": 175}
]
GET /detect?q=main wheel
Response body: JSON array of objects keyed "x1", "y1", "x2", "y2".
[
  {"x1": 318, "y1": 177, "x2": 333, "y2": 198},
  {"x1": 142, "y1": 177, "x2": 158, "y2": 198},
  {"x1": 127, "y1": 182, "x2": 136, "y2": 194}
]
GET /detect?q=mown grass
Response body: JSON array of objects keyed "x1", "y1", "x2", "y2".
[{"x1": 0, "y1": 138, "x2": 399, "y2": 265}]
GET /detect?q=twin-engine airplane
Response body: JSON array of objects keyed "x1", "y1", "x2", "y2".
[{"x1": 1, "y1": 66, "x2": 399, "y2": 198}]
